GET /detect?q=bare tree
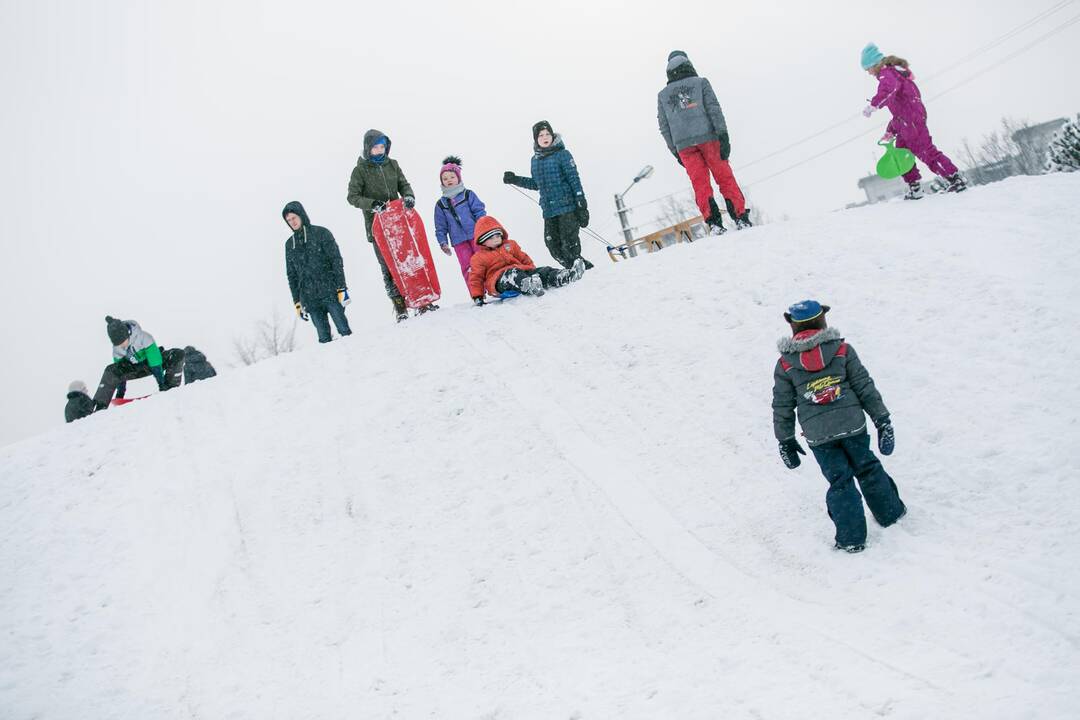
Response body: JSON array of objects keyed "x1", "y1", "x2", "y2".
[
  {"x1": 957, "y1": 117, "x2": 1039, "y2": 185},
  {"x1": 233, "y1": 312, "x2": 298, "y2": 366}
]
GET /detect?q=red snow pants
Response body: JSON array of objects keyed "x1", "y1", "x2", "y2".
[{"x1": 678, "y1": 140, "x2": 746, "y2": 219}]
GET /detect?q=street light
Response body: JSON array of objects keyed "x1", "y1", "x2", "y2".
[{"x1": 614, "y1": 165, "x2": 654, "y2": 257}]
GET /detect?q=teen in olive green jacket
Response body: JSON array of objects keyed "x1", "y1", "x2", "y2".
[{"x1": 347, "y1": 129, "x2": 416, "y2": 320}]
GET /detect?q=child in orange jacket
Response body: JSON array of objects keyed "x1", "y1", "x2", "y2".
[{"x1": 467, "y1": 216, "x2": 585, "y2": 304}]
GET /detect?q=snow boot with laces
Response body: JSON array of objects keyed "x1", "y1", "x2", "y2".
[
  {"x1": 944, "y1": 173, "x2": 967, "y2": 193},
  {"x1": 904, "y1": 181, "x2": 924, "y2": 200},
  {"x1": 520, "y1": 274, "x2": 545, "y2": 297}
]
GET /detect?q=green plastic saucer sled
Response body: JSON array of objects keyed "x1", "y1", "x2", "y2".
[{"x1": 876, "y1": 140, "x2": 916, "y2": 179}]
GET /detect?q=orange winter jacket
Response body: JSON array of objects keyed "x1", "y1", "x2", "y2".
[{"x1": 467, "y1": 216, "x2": 536, "y2": 298}]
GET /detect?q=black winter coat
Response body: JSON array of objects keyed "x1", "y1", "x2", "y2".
[
  {"x1": 283, "y1": 201, "x2": 348, "y2": 306},
  {"x1": 65, "y1": 392, "x2": 95, "y2": 423},
  {"x1": 183, "y1": 346, "x2": 217, "y2": 383}
]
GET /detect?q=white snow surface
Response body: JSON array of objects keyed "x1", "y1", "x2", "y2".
[{"x1": 3, "y1": 174, "x2": 1079, "y2": 719}]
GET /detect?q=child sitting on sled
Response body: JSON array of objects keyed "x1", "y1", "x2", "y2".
[{"x1": 467, "y1": 216, "x2": 585, "y2": 305}]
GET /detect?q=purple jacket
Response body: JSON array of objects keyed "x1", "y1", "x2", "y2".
[
  {"x1": 433, "y1": 189, "x2": 487, "y2": 247},
  {"x1": 869, "y1": 66, "x2": 926, "y2": 134}
]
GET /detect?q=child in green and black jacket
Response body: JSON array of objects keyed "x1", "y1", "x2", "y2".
[{"x1": 91, "y1": 316, "x2": 185, "y2": 410}]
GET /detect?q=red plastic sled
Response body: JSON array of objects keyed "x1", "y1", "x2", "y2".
[
  {"x1": 371, "y1": 199, "x2": 441, "y2": 309},
  {"x1": 110, "y1": 395, "x2": 150, "y2": 407}
]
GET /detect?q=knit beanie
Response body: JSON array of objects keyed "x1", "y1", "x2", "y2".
[
  {"x1": 532, "y1": 120, "x2": 555, "y2": 143},
  {"x1": 666, "y1": 50, "x2": 691, "y2": 73},
  {"x1": 440, "y1": 155, "x2": 462, "y2": 183},
  {"x1": 68, "y1": 380, "x2": 88, "y2": 395},
  {"x1": 106, "y1": 316, "x2": 130, "y2": 345},
  {"x1": 861, "y1": 43, "x2": 885, "y2": 70}
]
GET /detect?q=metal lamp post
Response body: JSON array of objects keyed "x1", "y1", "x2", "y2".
[{"x1": 614, "y1": 164, "x2": 654, "y2": 258}]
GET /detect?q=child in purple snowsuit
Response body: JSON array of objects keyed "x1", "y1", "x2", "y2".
[
  {"x1": 861, "y1": 43, "x2": 966, "y2": 199},
  {"x1": 433, "y1": 156, "x2": 487, "y2": 286}
]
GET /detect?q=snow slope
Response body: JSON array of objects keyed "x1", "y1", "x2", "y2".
[{"x1": 2, "y1": 174, "x2": 1079, "y2": 720}]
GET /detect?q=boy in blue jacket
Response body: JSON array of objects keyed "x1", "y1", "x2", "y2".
[
  {"x1": 503, "y1": 120, "x2": 593, "y2": 271},
  {"x1": 771, "y1": 300, "x2": 906, "y2": 553}
]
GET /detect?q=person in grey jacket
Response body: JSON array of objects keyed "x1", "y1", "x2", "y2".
[
  {"x1": 657, "y1": 50, "x2": 751, "y2": 233},
  {"x1": 771, "y1": 300, "x2": 905, "y2": 553}
]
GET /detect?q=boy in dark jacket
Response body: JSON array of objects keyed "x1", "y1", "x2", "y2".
[
  {"x1": 92, "y1": 316, "x2": 186, "y2": 410},
  {"x1": 283, "y1": 201, "x2": 352, "y2": 343},
  {"x1": 503, "y1": 120, "x2": 593, "y2": 271},
  {"x1": 64, "y1": 380, "x2": 95, "y2": 422},
  {"x1": 771, "y1": 300, "x2": 905, "y2": 553},
  {"x1": 346, "y1": 129, "x2": 416, "y2": 321},
  {"x1": 657, "y1": 51, "x2": 751, "y2": 234}
]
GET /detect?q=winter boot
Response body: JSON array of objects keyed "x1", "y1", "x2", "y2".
[
  {"x1": 734, "y1": 210, "x2": 753, "y2": 230},
  {"x1": 520, "y1": 275, "x2": 545, "y2": 297},
  {"x1": 392, "y1": 297, "x2": 409, "y2": 323},
  {"x1": 944, "y1": 173, "x2": 967, "y2": 193},
  {"x1": 569, "y1": 257, "x2": 586, "y2": 283},
  {"x1": 417, "y1": 303, "x2": 439, "y2": 315},
  {"x1": 904, "y1": 181, "x2": 924, "y2": 201},
  {"x1": 834, "y1": 542, "x2": 866, "y2": 554},
  {"x1": 706, "y1": 197, "x2": 727, "y2": 235}
]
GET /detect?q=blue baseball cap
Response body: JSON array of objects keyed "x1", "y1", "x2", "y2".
[{"x1": 786, "y1": 300, "x2": 830, "y2": 322}]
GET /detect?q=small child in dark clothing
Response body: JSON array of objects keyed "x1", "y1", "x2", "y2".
[
  {"x1": 64, "y1": 380, "x2": 95, "y2": 423},
  {"x1": 771, "y1": 300, "x2": 906, "y2": 553}
]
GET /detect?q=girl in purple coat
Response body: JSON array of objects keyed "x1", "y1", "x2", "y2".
[
  {"x1": 861, "y1": 43, "x2": 966, "y2": 199},
  {"x1": 433, "y1": 156, "x2": 487, "y2": 286}
]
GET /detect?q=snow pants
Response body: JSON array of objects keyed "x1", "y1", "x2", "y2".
[
  {"x1": 306, "y1": 298, "x2": 351, "y2": 343},
  {"x1": 452, "y1": 242, "x2": 478, "y2": 284},
  {"x1": 678, "y1": 140, "x2": 747, "y2": 219},
  {"x1": 92, "y1": 349, "x2": 185, "y2": 409},
  {"x1": 370, "y1": 240, "x2": 403, "y2": 306},
  {"x1": 810, "y1": 432, "x2": 906, "y2": 547},
  {"x1": 495, "y1": 266, "x2": 567, "y2": 294},
  {"x1": 543, "y1": 212, "x2": 593, "y2": 270},
  {"x1": 893, "y1": 115, "x2": 959, "y2": 184}
]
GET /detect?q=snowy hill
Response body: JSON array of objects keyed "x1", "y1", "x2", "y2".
[{"x1": 3, "y1": 174, "x2": 1079, "y2": 719}]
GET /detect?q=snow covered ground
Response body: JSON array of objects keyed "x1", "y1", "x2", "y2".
[{"x1": 2, "y1": 174, "x2": 1079, "y2": 719}]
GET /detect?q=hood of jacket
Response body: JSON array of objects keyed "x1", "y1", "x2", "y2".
[
  {"x1": 362, "y1": 129, "x2": 392, "y2": 162},
  {"x1": 282, "y1": 201, "x2": 311, "y2": 229},
  {"x1": 533, "y1": 133, "x2": 567, "y2": 157},
  {"x1": 777, "y1": 327, "x2": 844, "y2": 372},
  {"x1": 666, "y1": 60, "x2": 698, "y2": 84},
  {"x1": 472, "y1": 215, "x2": 510, "y2": 246}
]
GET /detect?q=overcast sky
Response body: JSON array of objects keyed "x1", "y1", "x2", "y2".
[{"x1": 1, "y1": 0, "x2": 1076, "y2": 447}]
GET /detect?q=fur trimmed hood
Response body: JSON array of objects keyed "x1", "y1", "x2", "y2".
[{"x1": 777, "y1": 326, "x2": 842, "y2": 354}]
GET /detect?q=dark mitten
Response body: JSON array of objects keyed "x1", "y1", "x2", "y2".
[
  {"x1": 575, "y1": 197, "x2": 589, "y2": 228},
  {"x1": 718, "y1": 132, "x2": 731, "y2": 160},
  {"x1": 779, "y1": 438, "x2": 806, "y2": 469},
  {"x1": 502, "y1": 171, "x2": 517, "y2": 185},
  {"x1": 472, "y1": 296, "x2": 486, "y2": 307},
  {"x1": 875, "y1": 417, "x2": 895, "y2": 455},
  {"x1": 371, "y1": 201, "x2": 386, "y2": 213},
  {"x1": 150, "y1": 365, "x2": 168, "y2": 392},
  {"x1": 403, "y1": 196, "x2": 415, "y2": 209}
]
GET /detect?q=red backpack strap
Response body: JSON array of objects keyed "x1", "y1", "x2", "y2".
[
  {"x1": 779, "y1": 356, "x2": 793, "y2": 371},
  {"x1": 836, "y1": 342, "x2": 849, "y2": 357}
]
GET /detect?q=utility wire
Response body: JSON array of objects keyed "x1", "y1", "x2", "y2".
[{"x1": 507, "y1": 184, "x2": 614, "y2": 246}]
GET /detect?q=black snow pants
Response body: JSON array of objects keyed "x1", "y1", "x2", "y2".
[
  {"x1": 92, "y1": 349, "x2": 185, "y2": 409},
  {"x1": 543, "y1": 212, "x2": 593, "y2": 270},
  {"x1": 495, "y1": 266, "x2": 567, "y2": 294}
]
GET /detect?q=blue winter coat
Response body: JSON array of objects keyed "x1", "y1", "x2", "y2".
[
  {"x1": 433, "y1": 189, "x2": 487, "y2": 247},
  {"x1": 509, "y1": 135, "x2": 585, "y2": 219}
]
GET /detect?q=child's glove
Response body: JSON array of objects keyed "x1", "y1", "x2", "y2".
[
  {"x1": 472, "y1": 296, "x2": 486, "y2": 307},
  {"x1": 575, "y1": 197, "x2": 590, "y2": 228},
  {"x1": 875, "y1": 417, "x2": 895, "y2": 456},
  {"x1": 337, "y1": 288, "x2": 351, "y2": 307},
  {"x1": 862, "y1": 105, "x2": 876, "y2": 118},
  {"x1": 295, "y1": 302, "x2": 309, "y2": 321},
  {"x1": 403, "y1": 196, "x2": 416, "y2": 209},
  {"x1": 502, "y1": 171, "x2": 517, "y2": 185},
  {"x1": 440, "y1": 244, "x2": 452, "y2": 256},
  {"x1": 718, "y1": 132, "x2": 731, "y2": 160},
  {"x1": 371, "y1": 201, "x2": 386, "y2": 213},
  {"x1": 779, "y1": 438, "x2": 806, "y2": 469}
]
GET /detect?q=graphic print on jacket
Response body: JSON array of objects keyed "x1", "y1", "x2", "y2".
[{"x1": 771, "y1": 327, "x2": 889, "y2": 447}]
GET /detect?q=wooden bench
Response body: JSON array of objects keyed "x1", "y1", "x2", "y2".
[{"x1": 606, "y1": 215, "x2": 706, "y2": 261}]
